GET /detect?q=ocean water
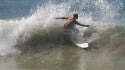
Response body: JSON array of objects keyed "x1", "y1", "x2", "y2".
[{"x1": 0, "y1": 0, "x2": 125, "y2": 70}]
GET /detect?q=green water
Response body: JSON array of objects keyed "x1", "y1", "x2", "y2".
[{"x1": 1, "y1": 45, "x2": 125, "y2": 70}]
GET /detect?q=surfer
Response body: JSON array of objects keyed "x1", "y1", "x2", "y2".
[
  {"x1": 55, "y1": 13, "x2": 89, "y2": 48},
  {"x1": 55, "y1": 13, "x2": 89, "y2": 34},
  {"x1": 55, "y1": 13, "x2": 89, "y2": 33}
]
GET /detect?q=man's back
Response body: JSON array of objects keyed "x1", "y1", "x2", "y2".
[
  {"x1": 63, "y1": 17, "x2": 76, "y2": 29},
  {"x1": 55, "y1": 13, "x2": 89, "y2": 29}
]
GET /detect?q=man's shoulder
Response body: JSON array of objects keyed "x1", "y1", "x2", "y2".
[{"x1": 68, "y1": 17, "x2": 74, "y2": 19}]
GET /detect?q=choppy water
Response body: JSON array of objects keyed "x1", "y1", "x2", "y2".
[{"x1": 0, "y1": 0, "x2": 125, "y2": 70}]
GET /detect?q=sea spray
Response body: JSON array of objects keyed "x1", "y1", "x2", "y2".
[{"x1": 0, "y1": 0, "x2": 125, "y2": 56}]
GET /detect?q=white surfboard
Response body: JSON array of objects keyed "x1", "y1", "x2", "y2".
[
  {"x1": 75, "y1": 43, "x2": 88, "y2": 48},
  {"x1": 70, "y1": 27, "x2": 89, "y2": 48}
]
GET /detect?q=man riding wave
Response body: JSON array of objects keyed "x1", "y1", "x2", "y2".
[{"x1": 55, "y1": 13, "x2": 89, "y2": 33}]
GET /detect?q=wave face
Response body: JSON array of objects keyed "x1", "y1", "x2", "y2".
[{"x1": 0, "y1": 0, "x2": 125, "y2": 56}]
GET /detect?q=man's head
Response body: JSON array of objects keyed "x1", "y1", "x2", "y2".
[{"x1": 73, "y1": 13, "x2": 78, "y2": 19}]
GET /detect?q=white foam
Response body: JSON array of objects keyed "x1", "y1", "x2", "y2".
[{"x1": 0, "y1": 0, "x2": 123, "y2": 56}]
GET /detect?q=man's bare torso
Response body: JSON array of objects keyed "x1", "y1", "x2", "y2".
[
  {"x1": 55, "y1": 14, "x2": 89, "y2": 29},
  {"x1": 63, "y1": 17, "x2": 77, "y2": 29}
]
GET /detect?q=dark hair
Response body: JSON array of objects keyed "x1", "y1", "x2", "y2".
[
  {"x1": 73, "y1": 13, "x2": 78, "y2": 17},
  {"x1": 73, "y1": 13, "x2": 78, "y2": 19}
]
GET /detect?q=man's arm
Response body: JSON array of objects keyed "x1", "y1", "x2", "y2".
[
  {"x1": 75, "y1": 21, "x2": 89, "y2": 27},
  {"x1": 55, "y1": 17, "x2": 69, "y2": 20}
]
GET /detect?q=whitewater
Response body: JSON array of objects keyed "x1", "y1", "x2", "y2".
[{"x1": 0, "y1": 0, "x2": 125, "y2": 70}]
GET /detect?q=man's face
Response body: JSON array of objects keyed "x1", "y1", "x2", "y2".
[
  {"x1": 74, "y1": 15, "x2": 78, "y2": 19},
  {"x1": 73, "y1": 14, "x2": 78, "y2": 19}
]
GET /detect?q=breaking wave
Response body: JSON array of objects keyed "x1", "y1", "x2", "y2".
[{"x1": 0, "y1": 0, "x2": 125, "y2": 56}]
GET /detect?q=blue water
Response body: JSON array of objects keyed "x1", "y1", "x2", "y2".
[
  {"x1": 0, "y1": 0, "x2": 125, "y2": 70},
  {"x1": 0, "y1": 0, "x2": 43, "y2": 19},
  {"x1": 0, "y1": 0, "x2": 125, "y2": 21}
]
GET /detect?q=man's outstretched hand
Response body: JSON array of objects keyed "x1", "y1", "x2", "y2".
[
  {"x1": 85, "y1": 25, "x2": 89, "y2": 27},
  {"x1": 82, "y1": 25, "x2": 89, "y2": 27},
  {"x1": 54, "y1": 18, "x2": 59, "y2": 19}
]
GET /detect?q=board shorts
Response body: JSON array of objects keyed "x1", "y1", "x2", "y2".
[{"x1": 63, "y1": 27, "x2": 79, "y2": 39}]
